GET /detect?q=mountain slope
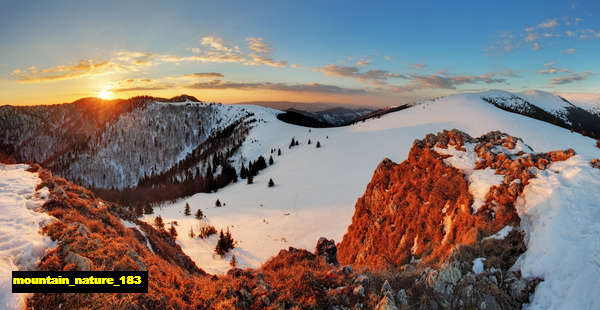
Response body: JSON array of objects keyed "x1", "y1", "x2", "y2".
[
  {"x1": 1, "y1": 96, "x2": 258, "y2": 204},
  {"x1": 149, "y1": 91, "x2": 599, "y2": 274},
  {"x1": 481, "y1": 89, "x2": 600, "y2": 138}
]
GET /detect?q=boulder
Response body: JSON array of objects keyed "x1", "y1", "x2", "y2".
[{"x1": 315, "y1": 237, "x2": 339, "y2": 266}]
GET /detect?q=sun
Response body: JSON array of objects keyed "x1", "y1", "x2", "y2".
[{"x1": 98, "y1": 89, "x2": 112, "y2": 100}]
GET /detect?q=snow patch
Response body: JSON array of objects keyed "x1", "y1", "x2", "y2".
[
  {"x1": 515, "y1": 155, "x2": 600, "y2": 309},
  {"x1": 0, "y1": 164, "x2": 54, "y2": 310},
  {"x1": 473, "y1": 258, "x2": 486, "y2": 274},
  {"x1": 483, "y1": 225, "x2": 513, "y2": 241},
  {"x1": 434, "y1": 144, "x2": 504, "y2": 212}
]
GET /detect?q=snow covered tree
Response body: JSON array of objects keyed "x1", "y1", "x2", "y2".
[
  {"x1": 268, "y1": 178, "x2": 275, "y2": 187},
  {"x1": 278, "y1": 148, "x2": 282, "y2": 156},
  {"x1": 269, "y1": 155, "x2": 274, "y2": 165},
  {"x1": 308, "y1": 139, "x2": 311, "y2": 145},
  {"x1": 215, "y1": 199, "x2": 222, "y2": 207},
  {"x1": 316, "y1": 141, "x2": 321, "y2": 148},
  {"x1": 154, "y1": 216, "x2": 165, "y2": 231},
  {"x1": 184, "y1": 203, "x2": 191, "y2": 216},
  {"x1": 289, "y1": 137, "x2": 296, "y2": 149},
  {"x1": 195, "y1": 208, "x2": 204, "y2": 220}
]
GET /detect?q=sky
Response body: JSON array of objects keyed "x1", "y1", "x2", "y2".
[{"x1": 1, "y1": 0, "x2": 599, "y2": 107}]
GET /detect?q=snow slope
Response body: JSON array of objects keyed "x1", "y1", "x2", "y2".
[
  {"x1": 0, "y1": 164, "x2": 54, "y2": 310},
  {"x1": 148, "y1": 91, "x2": 599, "y2": 275},
  {"x1": 514, "y1": 156, "x2": 600, "y2": 310}
]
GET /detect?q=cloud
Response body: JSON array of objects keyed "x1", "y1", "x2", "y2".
[
  {"x1": 538, "y1": 62, "x2": 570, "y2": 74},
  {"x1": 186, "y1": 80, "x2": 366, "y2": 94},
  {"x1": 525, "y1": 33, "x2": 538, "y2": 42},
  {"x1": 550, "y1": 71, "x2": 593, "y2": 85},
  {"x1": 182, "y1": 72, "x2": 224, "y2": 78},
  {"x1": 316, "y1": 64, "x2": 406, "y2": 85},
  {"x1": 246, "y1": 53, "x2": 287, "y2": 68},
  {"x1": 111, "y1": 78, "x2": 174, "y2": 92},
  {"x1": 12, "y1": 59, "x2": 131, "y2": 83},
  {"x1": 384, "y1": 56, "x2": 392, "y2": 61},
  {"x1": 355, "y1": 57, "x2": 372, "y2": 67},
  {"x1": 390, "y1": 72, "x2": 507, "y2": 92},
  {"x1": 412, "y1": 63, "x2": 426, "y2": 69},
  {"x1": 201, "y1": 36, "x2": 240, "y2": 53},
  {"x1": 562, "y1": 48, "x2": 576, "y2": 54},
  {"x1": 538, "y1": 19, "x2": 559, "y2": 29},
  {"x1": 246, "y1": 37, "x2": 272, "y2": 54}
]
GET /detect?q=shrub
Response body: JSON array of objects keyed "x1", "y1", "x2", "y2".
[
  {"x1": 197, "y1": 223, "x2": 217, "y2": 239},
  {"x1": 230, "y1": 255, "x2": 237, "y2": 268}
]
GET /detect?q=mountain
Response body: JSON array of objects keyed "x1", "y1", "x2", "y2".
[
  {"x1": 2, "y1": 90, "x2": 600, "y2": 308},
  {"x1": 0, "y1": 95, "x2": 257, "y2": 205},
  {"x1": 481, "y1": 89, "x2": 600, "y2": 138},
  {"x1": 233, "y1": 100, "x2": 375, "y2": 112}
]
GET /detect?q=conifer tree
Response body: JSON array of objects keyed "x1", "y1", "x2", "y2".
[
  {"x1": 154, "y1": 216, "x2": 165, "y2": 231},
  {"x1": 278, "y1": 148, "x2": 282, "y2": 156},
  {"x1": 169, "y1": 223, "x2": 178, "y2": 238},
  {"x1": 189, "y1": 227, "x2": 195, "y2": 238},
  {"x1": 195, "y1": 208, "x2": 204, "y2": 220},
  {"x1": 230, "y1": 255, "x2": 237, "y2": 268},
  {"x1": 308, "y1": 139, "x2": 311, "y2": 145},
  {"x1": 215, "y1": 199, "x2": 222, "y2": 207},
  {"x1": 316, "y1": 141, "x2": 321, "y2": 148},
  {"x1": 268, "y1": 178, "x2": 275, "y2": 187},
  {"x1": 247, "y1": 175, "x2": 254, "y2": 184},
  {"x1": 144, "y1": 204, "x2": 153, "y2": 215},
  {"x1": 184, "y1": 203, "x2": 191, "y2": 216},
  {"x1": 269, "y1": 155, "x2": 274, "y2": 165}
]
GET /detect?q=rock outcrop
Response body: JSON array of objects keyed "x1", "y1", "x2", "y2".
[{"x1": 338, "y1": 129, "x2": 575, "y2": 269}]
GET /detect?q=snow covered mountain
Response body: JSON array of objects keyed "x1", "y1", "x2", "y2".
[
  {"x1": 481, "y1": 89, "x2": 600, "y2": 138},
  {"x1": 2, "y1": 90, "x2": 600, "y2": 308},
  {"x1": 1, "y1": 95, "x2": 257, "y2": 204}
]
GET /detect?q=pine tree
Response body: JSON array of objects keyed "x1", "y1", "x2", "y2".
[
  {"x1": 195, "y1": 209, "x2": 204, "y2": 220},
  {"x1": 169, "y1": 224, "x2": 178, "y2": 238},
  {"x1": 184, "y1": 203, "x2": 191, "y2": 216},
  {"x1": 154, "y1": 216, "x2": 165, "y2": 231},
  {"x1": 269, "y1": 155, "x2": 274, "y2": 165},
  {"x1": 189, "y1": 227, "x2": 195, "y2": 238},
  {"x1": 230, "y1": 255, "x2": 237, "y2": 268},
  {"x1": 308, "y1": 139, "x2": 311, "y2": 145},
  {"x1": 268, "y1": 178, "x2": 275, "y2": 187},
  {"x1": 289, "y1": 137, "x2": 296, "y2": 149},
  {"x1": 278, "y1": 148, "x2": 282, "y2": 156},
  {"x1": 215, "y1": 199, "x2": 222, "y2": 207},
  {"x1": 247, "y1": 175, "x2": 253, "y2": 184},
  {"x1": 316, "y1": 141, "x2": 321, "y2": 148}
]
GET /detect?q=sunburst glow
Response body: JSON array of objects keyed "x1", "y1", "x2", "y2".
[{"x1": 98, "y1": 89, "x2": 112, "y2": 100}]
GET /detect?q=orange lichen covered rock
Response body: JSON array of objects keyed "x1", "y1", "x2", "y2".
[{"x1": 338, "y1": 130, "x2": 575, "y2": 269}]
